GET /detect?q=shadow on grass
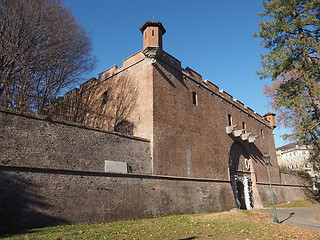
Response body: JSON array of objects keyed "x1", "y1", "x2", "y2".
[{"x1": 178, "y1": 237, "x2": 198, "y2": 240}]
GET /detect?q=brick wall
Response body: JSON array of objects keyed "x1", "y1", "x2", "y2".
[{"x1": 152, "y1": 52, "x2": 280, "y2": 183}]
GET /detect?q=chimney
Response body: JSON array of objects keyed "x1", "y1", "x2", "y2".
[
  {"x1": 140, "y1": 21, "x2": 166, "y2": 50},
  {"x1": 263, "y1": 112, "x2": 277, "y2": 129}
]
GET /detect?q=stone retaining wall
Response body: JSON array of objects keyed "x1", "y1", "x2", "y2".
[
  {"x1": 0, "y1": 166, "x2": 236, "y2": 232},
  {"x1": 0, "y1": 109, "x2": 151, "y2": 174}
]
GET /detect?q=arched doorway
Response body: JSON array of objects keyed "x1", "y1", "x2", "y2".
[{"x1": 229, "y1": 142, "x2": 253, "y2": 210}]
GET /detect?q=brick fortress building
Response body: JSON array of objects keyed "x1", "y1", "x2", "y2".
[{"x1": 50, "y1": 21, "x2": 280, "y2": 210}]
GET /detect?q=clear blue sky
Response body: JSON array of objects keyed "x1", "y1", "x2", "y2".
[{"x1": 63, "y1": 0, "x2": 290, "y2": 148}]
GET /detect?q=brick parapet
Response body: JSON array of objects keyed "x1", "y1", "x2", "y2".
[
  {"x1": 155, "y1": 51, "x2": 271, "y2": 128},
  {"x1": 99, "y1": 64, "x2": 118, "y2": 80},
  {"x1": 54, "y1": 47, "x2": 271, "y2": 130},
  {"x1": 49, "y1": 52, "x2": 146, "y2": 114},
  {"x1": 0, "y1": 108, "x2": 149, "y2": 142},
  {"x1": 219, "y1": 90, "x2": 233, "y2": 101},
  {"x1": 122, "y1": 50, "x2": 144, "y2": 68},
  {"x1": 161, "y1": 51, "x2": 181, "y2": 68},
  {"x1": 185, "y1": 67, "x2": 202, "y2": 83},
  {"x1": 204, "y1": 80, "x2": 219, "y2": 94}
]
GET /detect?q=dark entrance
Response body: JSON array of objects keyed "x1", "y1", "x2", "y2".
[
  {"x1": 229, "y1": 142, "x2": 253, "y2": 209},
  {"x1": 236, "y1": 181, "x2": 246, "y2": 210}
]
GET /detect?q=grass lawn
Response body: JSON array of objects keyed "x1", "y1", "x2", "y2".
[
  {"x1": 273, "y1": 196, "x2": 320, "y2": 208},
  {"x1": 2, "y1": 210, "x2": 320, "y2": 240}
]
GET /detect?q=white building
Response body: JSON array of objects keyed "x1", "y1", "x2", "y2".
[{"x1": 276, "y1": 142, "x2": 318, "y2": 177}]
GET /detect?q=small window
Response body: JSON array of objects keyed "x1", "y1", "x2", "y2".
[
  {"x1": 192, "y1": 91, "x2": 198, "y2": 106},
  {"x1": 260, "y1": 129, "x2": 264, "y2": 138},
  {"x1": 242, "y1": 121, "x2": 246, "y2": 133},
  {"x1": 145, "y1": 32, "x2": 146, "y2": 38},
  {"x1": 228, "y1": 114, "x2": 232, "y2": 126},
  {"x1": 152, "y1": 30, "x2": 154, "y2": 36},
  {"x1": 102, "y1": 91, "x2": 109, "y2": 104}
]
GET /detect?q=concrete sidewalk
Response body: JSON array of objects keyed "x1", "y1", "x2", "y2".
[{"x1": 254, "y1": 206, "x2": 320, "y2": 233}]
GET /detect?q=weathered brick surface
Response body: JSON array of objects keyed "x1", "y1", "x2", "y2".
[{"x1": 152, "y1": 52, "x2": 280, "y2": 184}]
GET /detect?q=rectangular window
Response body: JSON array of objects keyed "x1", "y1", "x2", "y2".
[
  {"x1": 260, "y1": 129, "x2": 264, "y2": 138},
  {"x1": 242, "y1": 121, "x2": 246, "y2": 133},
  {"x1": 228, "y1": 114, "x2": 232, "y2": 126},
  {"x1": 192, "y1": 91, "x2": 198, "y2": 106}
]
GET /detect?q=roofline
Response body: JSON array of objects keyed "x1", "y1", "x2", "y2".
[
  {"x1": 276, "y1": 141, "x2": 299, "y2": 151},
  {"x1": 140, "y1": 21, "x2": 166, "y2": 34}
]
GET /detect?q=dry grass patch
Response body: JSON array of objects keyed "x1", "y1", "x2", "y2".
[
  {"x1": 273, "y1": 196, "x2": 320, "y2": 208},
  {"x1": 2, "y1": 210, "x2": 320, "y2": 240}
]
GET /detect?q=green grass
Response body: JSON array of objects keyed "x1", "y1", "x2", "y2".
[
  {"x1": 2, "y1": 210, "x2": 320, "y2": 240},
  {"x1": 273, "y1": 196, "x2": 320, "y2": 208}
]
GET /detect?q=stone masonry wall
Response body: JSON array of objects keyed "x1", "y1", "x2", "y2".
[
  {"x1": 256, "y1": 173, "x2": 311, "y2": 207},
  {"x1": 0, "y1": 109, "x2": 152, "y2": 174},
  {"x1": 0, "y1": 167, "x2": 236, "y2": 233}
]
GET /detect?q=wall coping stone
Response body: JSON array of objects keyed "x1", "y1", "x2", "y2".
[
  {"x1": 0, "y1": 165, "x2": 312, "y2": 188},
  {"x1": 256, "y1": 182, "x2": 312, "y2": 188},
  {"x1": 0, "y1": 165, "x2": 231, "y2": 183}
]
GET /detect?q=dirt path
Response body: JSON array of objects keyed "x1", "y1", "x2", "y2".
[{"x1": 254, "y1": 206, "x2": 320, "y2": 233}]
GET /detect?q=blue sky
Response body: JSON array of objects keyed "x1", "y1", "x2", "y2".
[{"x1": 63, "y1": 0, "x2": 290, "y2": 147}]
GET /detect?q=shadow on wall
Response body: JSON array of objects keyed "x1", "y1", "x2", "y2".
[
  {"x1": 228, "y1": 135, "x2": 265, "y2": 165},
  {"x1": 45, "y1": 75, "x2": 137, "y2": 135},
  {"x1": 0, "y1": 171, "x2": 68, "y2": 236},
  {"x1": 154, "y1": 59, "x2": 188, "y2": 90},
  {"x1": 228, "y1": 141, "x2": 264, "y2": 210}
]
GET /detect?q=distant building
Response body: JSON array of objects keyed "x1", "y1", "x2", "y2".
[{"x1": 276, "y1": 142, "x2": 319, "y2": 177}]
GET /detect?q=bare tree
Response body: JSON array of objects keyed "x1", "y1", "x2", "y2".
[
  {"x1": 0, "y1": 0, "x2": 95, "y2": 112},
  {"x1": 104, "y1": 76, "x2": 138, "y2": 134},
  {"x1": 49, "y1": 75, "x2": 138, "y2": 135}
]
